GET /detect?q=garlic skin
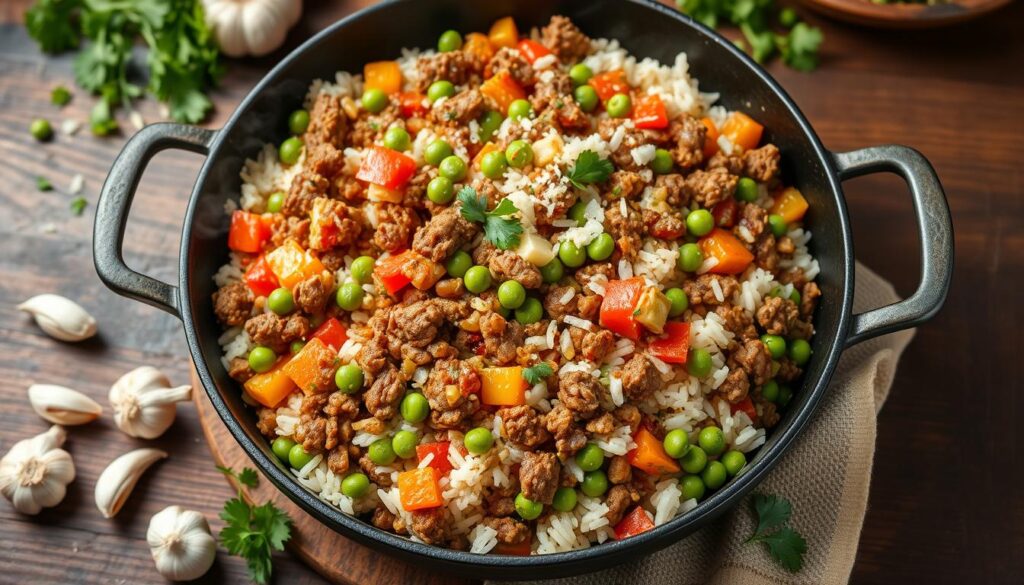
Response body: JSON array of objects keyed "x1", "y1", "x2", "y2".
[
  {"x1": 202, "y1": 0, "x2": 302, "y2": 58},
  {"x1": 0, "y1": 426, "x2": 75, "y2": 515},
  {"x1": 147, "y1": 505, "x2": 217, "y2": 581},
  {"x1": 95, "y1": 448, "x2": 168, "y2": 518},
  {"x1": 17, "y1": 294, "x2": 98, "y2": 342},
  {"x1": 28, "y1": 384, "x2": 102, "y2": 425},
  {"x1": 109, "y1": 366, "x2": 192, "y2": 439}
]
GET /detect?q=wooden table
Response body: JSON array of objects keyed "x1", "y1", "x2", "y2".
[{"x1": 1, "y1": 1, "x2": 1021, "y2": 583}]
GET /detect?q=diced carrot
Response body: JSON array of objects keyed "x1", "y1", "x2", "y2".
[
  {"x1": 264, "y1": 240, "x2": 326, "y2": 288},
  {"x1": 363, "y1": 61, "x2": 402, "y2": 94},
  {"x1": 480, "y1": 367, "x2": 526, "y2": 406},
  {"x1": 719, "y1": 112, "x2": 764, "y2": 152},
  {"x1": 464, "y1": 32, "x2": 495, "y2": 65},
  {"x1": 627, "y1": 427, "x2": 681, "y2": 476},
  {"x1": 488, "y1": 16, "x2": 518, "y2": 49},
  {"x1": 398, "y1": 467, "x2": 444, "y2": 511},
  {"x1": 701, "y1": 117, "x2": 720, "y2": 158},
  {"x1": 698, "y1": 228, "x2": 755, "y2": 275},
  {"x1": 588, "y1": 70, "x2": 630, "y2": 103},
  {"x1": 770, "y1": 187, "x2": 809, "y2": 224},
  {"x1": 243, "y1": 360, "x2": 295, "y2": 408},
  {"x1": 480, "y1": 71, "x2": 526, "y2": 115},
  {"x1": 281, "y1": 338, "x2": 340, "y2": 395}
]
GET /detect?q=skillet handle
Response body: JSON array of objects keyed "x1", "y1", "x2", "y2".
[
  {"x1": 93, "y1": 123, "x2": 217, "y2": 318},
  {"x1": 832, "y1": 145, "x2": 954, "y2": 347}
]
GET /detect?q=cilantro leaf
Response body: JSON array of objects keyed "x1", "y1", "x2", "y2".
[
  {"x1": 746, "y1": 493, "x2": 806, "y2": 573},
  {"x1": 51, "y1": 86, "x2": 73, "y2": 106},
  {"x1": 749, "y1": 493, "x2": 791, "y2": 538},
  {"x1": 217, "y1": 466, "x2": 292, "y2": 585},
  {"x1": 69, "y1": 196, "x2": 87, "y2": 215},
  {"x1": 457, "y1": 187, "x2": 488, "y2": 223},
  {"x1": 565, "y1": 150, "x2": 613, "y2": 189},
  {"x1": 89, "y1": 99, "x2": 118, "y2": 136},
  {"x1": 779, "y1": 23, "x2": 823, "y2": 72},
  {"x1": 36, "y1": 176, "x2": 53, "y2": 191},
  {"x1": 252, "y1": 501, "x2": 292, "y2": 551},
  {"x1": 522, "y1": 362, "x2": 554, "y2": 385},
  {"x1": 217, "y1": 465, "x2": 260, "y2": 489},
  {"x1": 761, "y1": 526, "x2": 807, "y2": 573},
  {"x1": 25, "y1": 0, "x2": 82, "y2": 53},
  {"x1": 458, "y1": 188, "x2": 523, "y2": 250}
]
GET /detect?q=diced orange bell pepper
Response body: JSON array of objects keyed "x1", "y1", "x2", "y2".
[
  {"x1": 588, "y1": 70, "x2": 630, "y2": 103},
  {"x1": 698, "y1": 228, "x2": 755, "y2": 275},
  {"x1": 516, "y1": 39, "x2": 552, "y2": 64},
  {"x1": 265, "y1": 240, "x2": 326, "y2": 288},
  {"x1": 356, "y1": 146, "x2": 417, "y2": 190},
  {"x1": 711, "y1": 198, "x2": 738, "y2": 228},
  {"x1": 599, "y1": 277, "x2": 645, "y2": 341},
  {"x1": 701, "y1": 117, "x2": 720, "y2": 159},
  {"x1": 311, "y1": 317, "x2": 348, "y2": 352},
  {"x1": 632, "y1": 94, "x2": 668, "y2": 130},
  {"x1": 480, "y1": 71, "x2": 526, "y2": 115},
  {"x1": 244, "y1": 255, "x2": 280, "y2": 297},
  {"x1": 492, "y1": 541, "x2": 532, "y2": 555},
  {"x1": 374, "y1": 251, "x2": 414, "y2": 295},
  {"x1": 243, "y1": 359, "x2": 295, "y2": 408},
  {"x1": 770, "y1": 187, "x2": 809, "y2": 224},
  {"x1": 363, "y1": 60, "x2": 402, "y2": 95},
  {"x1": 472, "y1": 142, "x2": 499, "y2": 170},
  {"x1": 719, "y1": 112, "x2": 764, "y2": 152},
  {"x1": 398, "y1": 91, "x2": 428, "y2": 118},
  {"x1": 464, "y1": 32, "x2": 495, "y2": 65},
  {"x1": 627, "y1": 427, "x2": 681, "y2": 476},
  {"x1": 488, "y1": 16, "x2": 518, "y2": 49},
  {"x1": 731, "y1": 396, "x2": 757, "y2": 422},
  {"x1": 614, "y1": 505, "x2": 656, "y2": 540},
  {"x1": 647, "y1": 321, "x2": 691, "y2": 365},
  {"x1": 228, "y1": 210, "x2": 272, "y2": 253},
  {"x1": 416, "y1": 442, "x2": 454, "y2": 474},
  {"x1": 398, "y1": 467, "x2": 444, "y2": 511},
  {"x1": 281, "y1": 337, "x2": 340, "y2": 395},
  {"x1": 480, "y1": 366, "x2": 526, "y2": 406}
]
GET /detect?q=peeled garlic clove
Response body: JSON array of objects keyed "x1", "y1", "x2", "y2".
[
  {"x1": 109, "y1": 366, "x2": 192, "y2": 439},
  {"x1": 95, "y1": 448, "x2": 168, "y2": 518},
  {"x1": 0, "y1": 426, "x2": 76, "y2": 515},
  {"x1": 147, "y1": 506, "x2": 217, "y2": 581},
  {"x1": 28, "y1": 384, "x2": 102, "y2": 425},
  {"x1": 17, "y1": 294, "x2": 98, "y2": 342}
]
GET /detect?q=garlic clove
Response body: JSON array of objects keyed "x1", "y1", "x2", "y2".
[
  {"x1": 0, "y1": 425, "x2": 76, "y2": 515},
  {"x1": 28, "y1": 384, "x2": 103, "y2": 425},
  {"x1": 109, "y1": 366, "x2": 192, "y2": 439},
  {"x1": 17, "y1": 294, "x2": 98, "y2": 342},
  {"x1": 94, "y1": 448, "x2": 168, "y2": 518},
  {"x1": 147, "y1": 505, "x2": 217, "y2": 581}
]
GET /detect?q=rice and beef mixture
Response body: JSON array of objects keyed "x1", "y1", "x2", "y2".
[{"x1": 212, "y1": 15, "x2": 820, "y2": 554}]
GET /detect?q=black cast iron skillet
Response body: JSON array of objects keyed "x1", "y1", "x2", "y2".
[{"x1": 93, "y1": 0, "x2": 953, "y2": 579}]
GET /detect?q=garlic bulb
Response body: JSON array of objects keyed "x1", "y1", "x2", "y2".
[
  {"x1": 18, "y1": 294, "x2": 97, "y2": 342},
  {"x1": 28, "y1": 384, "x2": 102, "y2": 425},
  {"x1": 109, "y1": 366, "x2": 192, "y2": 439},
  {"x1": 202, "y1": 0, "x2": 302, "y2": 58},
  {"x1": 0, "y1": 426, "x2": 75, "y2": 515},
  {"x1": 95, "y1": 448, "x2": 168, "y2": 518},
  {"x1": 147, "y1": 506, "x2": 217, "y2": 581}
]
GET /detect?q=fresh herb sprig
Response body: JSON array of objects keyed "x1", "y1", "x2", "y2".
[
  {"x1": 36, "y1": 176, "x2": 53, "y2": 191},
  {"x1": 69, "y1": 196, "x2": 87, "y2": 215},
  {"x1": 746, "y1": 493, "x2": 807, "y2": 572},
  {"x1": 217, "y1": 466, "x2": 292, "y2": 585},
  {"x1": 522, "y1": 362, "x2": 554, "y2": 385},
  {"x1": 458, "y1": 187, "x2": 524, "y2": 250},
  {"x1": 565, "y1": 150, "x2": 614, "y2": 189}
]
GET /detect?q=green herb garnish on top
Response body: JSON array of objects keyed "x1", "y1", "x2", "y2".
[
  {"x1": 565, "y1": 150, "x2": 614, "y2": 189},
  {"x1": 217, "y1": 465, "x2": 292, "y2": 585},
  {"x1": 458, "y1": 187, "x2": 523, "y2": 250},
  {"x1": 522, "y1": 362, "x2": 554, "y2": 385},
  {"x1": 746, "y1": 493, "x2": 807, "y2": 572}
]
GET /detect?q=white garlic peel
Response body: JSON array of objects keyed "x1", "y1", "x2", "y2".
[
  {"x1": 147, "y1": 506, "x2": 217, "y2": 581},
  {"x1": 202, "y1": 0, "x2": 302, "y2": 57},
  {"x1": 0, "y1": 426, "x2": 76, "y2": 515},
  {"x1": 109, "y1": 366, "x2": 192, "y2": 439},
  {"x1": 28, "y1": 384, "x2": 102, "y2": 425},
  {"x1": 95, "y1": 448, "x2": 168, "y2": 518},
  {"x1": 17, "y1": 294, "x2": 98, "y2": 342}
]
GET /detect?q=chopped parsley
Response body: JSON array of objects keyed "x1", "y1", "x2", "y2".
[
  {"x1": 746, "y1": 493, "x2": 807, "y2": 572},
  {"x1": 458, "y1": 186, "x2": 523, "y2": 250},
  {"x1": 522, "y1": 362, "x2": 554, "y2": 385},
  {"x1": 565, "y1": 150, "x2": 614, "y2": 189},
  {"x1": 69, "y1": 196, "x2": 87, "y2": 215},
  {"x1": 51, "y1": 85, "x2": 72, "y2": 106},
  {"x1": 36, "y1": 176, "x2": 53, "y2": 191},
  {"x1": 217, "y1": 466, "x2": 292, "y2": 585}
]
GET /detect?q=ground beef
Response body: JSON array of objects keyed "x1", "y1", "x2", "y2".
[
  {"x1": 577, "y1": 294, "x2": 603, "y2": 321},
  {"x1": 384, "y1": 300, "x2": 448, "y2": 363},
  {"x1": 482, "y1": 517, "x2": 531, "y2": 545},
  {"x1": 293, "y1": 273, "x2": 334, "y2": 315},
  {"x1": 480, "y1": 311, "x2": 525, "y2": 366},
  {"x1": 607, "y1": 455, "x2": 632, "y2": 485},
  {"x1": 544, "y1": 285, "x2": 580, "y2": 321},
  {"x1": 682, "y1": 167, "x2": 738, "y2": 209},
  {"x1": 283, "y1": 171, "x2": 331, "y2": 217},
  {"x1": 608, "y1": 170, "x2": 646, "y2": 200},
  {"x1": 551, "y1": 97, "x2": 590, "y2": 132},
  {"x1": 789, "y1": 318, "x2": 814, "y2": 340},
  {"x1": 228, "y1": 357, "x2": 255, "y2": 383},
  {"x1": 373, "y1": 506, "x2": 398, "y2": 532},
  {"x1": 327, "y1": 447, "x2": 350, "y2": 475},
  {"x1": 539, "y1": 15, "x2": 591, "y2": 63},
  {"x1": 718, "y1": 368, "x2": 750, "y2": 403},
  {"x1": 731, "y1": 338, "x2": 773, "y2": 387},
  {"x1": 412, "y1": 206, "x2": 479, "y2": 262},
  {"x1": 256, "y1": 407, "x2": 277, "y2": 437},
  {"x1": 529, "y1": 71, "x2": 573, "y2": 113},
  {"x1": 359, "y1": 453, "x2": 394, "y2": 488},
  {"x1": 801, "y1": 282, "x2": 821, "y2": 319},
  {"x1": 372, "y1": 203, "x2": 420, "y2": 253},
  {"x1": 348, "y1": 105, "x2": 401, "y2": 148},
  {"x1": 294, "y1": 415, "x2": 328, "y2": 452},
  {"x1": 756, "y1": 296, "x2": 799, "y2": 335},
  {"x1": 332, "y1": 173, "x2": 365, "y2": 203},
  {"x1": 604, "y1": 485, "x2": 641, "y2": 525},
  {"x1": 620, "y1": 354, "x2": 661, "y2": 401},
  {"x1": 777, "y1": 236, "x2": 796, "y2": 255},
  {"x1": 544, "y1": 404, "x2": 587, "y2": 459},
  {"x1": 669, "y1": 115, "x2": 707, "y2": 170},
  {"x1": 532, "y1": 178, "x2": 579, "y2": 225},
  {"x1": 598, "y1": 119, "x2": 651, "y2": 171},
  {"x1": 585, "y1": 412, "x2": 616, "y2": 434},
  {"x1": 487, "y1": 250, "x2": 542, "y2": 289},
  {"x1": 613, "y1": 404, "x2": 642, "y2": 429},
  {"x1": 743, "y1": 144, "x2": 781, "y2": 183},
  {"x1": 269, "y1": 215, "x2": 311, "y2": 250},
  {"x1": 432, "y1": 88, "x2": 484, "y2": 126},
  {"x1": 487, "y1": 495, "x2": 516, "y2": 518},
  {"x1": 309, "y1": 197, "x2": 362, "y2": 251},
  {"x1": 422, "y1": 359, "x2": 481, "y2": 430},
  {"x1": 415, "y1": 51, "x2": 476, "y2": 92},
  {"x1": 754, "y1": 233, "x2": 779, "y2": 271},
  {"x1": 519, "y1": 452, "x2": 561, "y2": 505},
  {"x1": 707, "y1": 151, "x2": 745, "y2": 176},
  {"x1": 485, "y1": 46, "x2": 535, "y2": 86},
  {"x1": 364, "y1": 365, "x2": 405, "y2": 420},
  {"x1": 715, "y1": 304, "x2": 758, "y2": 341},
  {"x1": 603, "y1": 202, "x2": 643, "y2": 258},
  {"x1": 575, "y1": 262, "x2": 616, "y2": 288},
  {"x1": 642, "y1": 209, "x2": 687, "y2": 240},
  {"x1": 409, "y1": 508, "x2": 448, "y2": 544},
  {"x1": 244, "y1": 313, "x2": 310, "y2": 351},
  {"x1": 581, "y1": 329, "x2": 615, "y2": 362},
  {"x1": 759, "y1": 400, "x2": 781, "y2": 428},
  {"x1": 213, "y1": 282, "x2": 254, "y2": 325},
  {"x1": 655, "y1": 173, "x2": 688, "y2": 207},
  {"x1": 684, "y1": 274, "x2": 740, "y2": 307},
  {"x1": 558, "y1": 371, "x2": 602, "y2": 419},
  {"x1": 498, "y1": 405, "x2": 550, "y2": 448},
  {"x1": 304, "y1": 94, "x2": 349, "y2": 150}
]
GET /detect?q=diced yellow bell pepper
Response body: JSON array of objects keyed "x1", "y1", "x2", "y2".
[
  {"x1": 480, "y1": 366, "x2": 526, "y2": 406},
  {"x1": 488, "y1": 16, "x2": 518, "y2": 49},
  {"x1": 364, "y1": 61, "x2": 402, "y2": 95},
  {"x1": 265, "y1": 240, "x2": 326, "y2": 288},
  {"x1": 770, "y1": 187, "x2": 809, "y2": 224},
  {"x1": 243, "y1": 360, "x2": 295, "y2": 408}
]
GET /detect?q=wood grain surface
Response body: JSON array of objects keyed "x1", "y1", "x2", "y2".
[{"x1": 0, "y1": 1, "x2": 1021, "y2": 584}]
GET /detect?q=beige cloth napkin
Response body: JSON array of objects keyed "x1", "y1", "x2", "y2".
[{"x1": 502, "y1": 262, "x2": 915, "y2": 585}]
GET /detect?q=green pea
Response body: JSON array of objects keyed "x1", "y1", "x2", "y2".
[
  {"x1": 790, "y1": 289, "x2": 802, "y2": 306},
  {"x1": 335, "y1": 364, "x2": 364, "y2": 394},
  {"x1": 341, "y1": 472, "x2": 370, "y2": 498},
  {"x1": 581, "y1": 470, "x2": 609, "y2": 497},
  {"x1": 687, "y1": 348, "x2": 713, "y2": 378},
  {"x1": 505, "y1": 139, "x2": 534, "y2": 168},
  {"x1": 761, "y1": 334, "x2": 787, "y2": 359},
  {"x1": 701, "y1": 460, "x2": 727, "y2": 490},
  {"x1": 789, "y1": 338, "x2": 812, "y2": 366},
  {"x1": 568, "y1": 63, "x2": 593, "y2": 86},
  {"x1": 424, "y1": 139, "x2": 453, "y2": 166},
  {"x1": 686, "y1": 209, "x2": 714, "y2": 237},
  {"x1": 663, "y1": 429, "x2": 691, "y2": 459},
  {"x1": 721, "y1": 450, "x2": 747, "y2": 477},
  {"x1": 427, "y1": 176, "x2": 455, "y2": 204},
  {"x1": 573, "y1": 85, "x2": 599, "y2": 113},
  {"x1": 401, "y1": 392, "x2": 430, "y2": 423},
  {"x1": 438, "y1": 155, "x2": 468, "y2": 181},
  {"x1": 586, "y1": 233, "x2": 615, "y2": 261},
  {"x1": 287, "y1": 444, "x2": 315, "y2": 469},
  {"x1": 552, "y1": 487, "x2": 578, "y2": 512},
  {"x1": 680, "y1": 475, "x2": 706, "y2": 501},
  {"x1": 768, "y1": 214, "x2": 788, "y2": 237},
  {"x1": 392, "y1": 430, "x2": 418, "y2": 459},
  {"x1": 290, "y1": 340, "x2": 306, "y2": 354},
  {"x1": 540, "y1": 258, "x2": 564, "y2": 284},
  {"x1": 445, "y1": 250, "x2": 473, "y2": 278},
  {"x1": 288, "y1": 109, "x2": 310, "y2": 135},
  {"x1": 464, "y1": 427, "x2": 494, "y2": 455},
  {"x1": 677, "y1": 243, "x2": 704, "y2": 272},
  {"x1": 779, "y1": 7, "x2": 799, "y2": 27},
  {"x1": 267, "y1": 288, "x2": 294, "y2": 315},
  {"x1": 478, "y1": 110, "x2": 504, "y2": 142},
  {"x1": 464, "y1": 265, "x2": 492, "y2": 293},
  {"x1": 514, "y1": 492, "x2": 544, "y2": 520},
  {"x1": 362, "y1": 88, "x2": 389, "y2": 113},
  {"x1": 427, "y1": 80, "x2": 456, "y2": 103},
  {"x1": 248, "y1": 346, "x2": 277, "y2": 373},
  {"x1": 481, "y1": 150, "x2": 509, "y2": 179},
  {"x1": 698, "y1": 426, "x2": 725, "y2": 456},
  {"x1": 30, "y1": 118, "x2": 52, "y2": 141},
  {"x1": 351, "y1": 256, "x2": 375, "y2": 285},
  {"x1": 336, "y1": 282, "x2": 364, "y2": 311},
  {"x1": 498, "y1": 280, "x2": 526, "y2": 309},
  {"x1": 736, "y1": 177, "x2": 758, "y2": 202},
  {"x1": 606, "y1": 93, "x2": 631, "y2": 118},
  {"x1": 651, "y1": 148, "x2": 674, "y2": 174},
  {"x1": 438, "y1": 29, "x2": 463, "y2": 52},
  {"x1": 279, "y1": 136, "x2": 303, "y2": 165},
  {"x1": 680, "y1": 445, "x2": 707, "y2": 474},
  {"x1": 778, "y1": 385, "x2": 793, "y2": 407},
  {"x1": 508, "y1": 99, "x2": 533, "y2": 120},
  {"x1": 368, "y1": 438, "x2": 396, "y2": 465},
  {"x1": 575, "y1": 443, "x2": 604, "y2": 472},
  {"x1": 271, "y1": 437, "x2": 296, "y2": 462},
  {"x1": 665, "y1": 287, "x2": 689, "y2": 317},
  {"x1": 567, "y1": 200, "x2": 588, "y2": 226},
  {"x1": 514, "y1": 297, "x2": 543, "y2": 325},
  {"x1": 761, "y1": 380, "x2": 780, "y2": 403},
  {"x1": 383, "y1": 125, "x2": 410, "y2": 151},
  {"x1": 559, "y1": 241, "x2": 586, "y2": 268},
  {"x1": 266, "y1": 191, "x2": 285, "y2": 213}
]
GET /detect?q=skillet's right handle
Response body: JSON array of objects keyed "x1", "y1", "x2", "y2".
[{"x1": 833, "y1": 145, "x2": 954, "y2": 347}]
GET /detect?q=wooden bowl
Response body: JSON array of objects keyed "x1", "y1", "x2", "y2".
[{"x1": 793, "y1": 0, "x2": 1013, "y2": 28}]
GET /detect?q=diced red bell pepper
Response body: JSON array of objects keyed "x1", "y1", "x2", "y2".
[
  {"x1": 374, "y1": 251, "x2": 414, "y2": 296},
  {"x1": 398, "y1": 91, "x2": 428, "y2": 118},
  {"x1": 356, "y1": 146, "x2": 416, "y2": 190},
  {"x1": 647, "y1": 321, "x2": 691, "y2": 365},
  {"x1": 588, "y1": 70, "x2": 630, "y2": 103},
  {"x1": 243, "y1": 255, "x2": 279, "y2": 297},
  {"x1": 599, "y1": 277, "x2": 645, "y2": 341},
  {"x1": 492, "y1": 541, "x2": 532, "y2": 555},
  {"x1": 516, "y1": 39, "x2": 552, "y2": 64},
  {"x1": 416, "y1": 442, "x2": 454, "y2": 474},
  {"x1": 614, "y1": 506, "x2": 655, "y2": 540},
  {"x1": 228, "y1": 210, "x2": 272, "y2": 253},
  {"x1": 711, "y1": 198, "x2": 739, "y2": 228},
  {"x1": 311, "y1": 318, "x2": 348, "y2": 352},
  {"x1": 731, "y1": 396, "x2": 758, "y2": 422},
  {"x1": 632, "y1": 94, "x2": 668, "y2": 130}
]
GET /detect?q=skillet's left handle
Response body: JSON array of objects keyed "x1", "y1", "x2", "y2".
[
  {"x1": 833, "y1": 145, "x2": 954, "y2": 347},
  {"x1": 93, "y1": 123, "x2": 217, "y2": 318}
]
